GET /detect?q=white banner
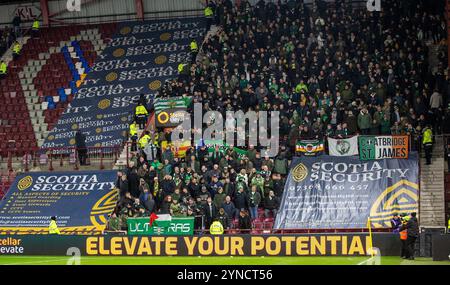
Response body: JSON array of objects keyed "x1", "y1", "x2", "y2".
[{"x1": 328, "y1": 136, "x2": 359, "y2": 156}]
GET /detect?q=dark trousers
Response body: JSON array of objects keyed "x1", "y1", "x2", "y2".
[
  {"x1": 424, "y1": 143, "x2": 432, "y2": 164},
  {"x1": 78, "y1": 149, "x2": 87, "y2": 165},
  {"x1": 13, "y1": 53, "x2": 20, "y2": 60},
  {"x1": 191, "y1": 51, "x2": 198, "y2": 64},
  {"x1": 136, "y1": 115, "x2": 147, "y2": 129},
  {"x1": 400, "y1": 239, "x2": 408, "y2": 257},
  {"x1": 406, "y1": 236, "x2": 417, "y2": 259},
  {"x1": 131, "y1": 135, "x2": 138, "y2": 152}
]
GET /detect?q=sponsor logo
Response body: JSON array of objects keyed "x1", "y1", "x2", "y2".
[
  {"x1": 90, "y1": 189, "x2": 119, "y2": 230},
  {"x1": 159, "y1": 32, "x2": 172, "y2": 41},
  {"x1": 98, "y1": 99, "x2": 111, "y2": 110},
  {"x1": 292, "y1": 163, "x2": 308, "y2": 182},
  {"x1": 105, "y1": 72, "x2": 118, "y2": 82},
  {"x1": 369, "y1": 180, "x2": 418, "y2": 228},
  {"x1": 149, "y1": 80, "x2": 162, "y2": 91},
  {"x1": 112, "y1": 48, "x2": 126, "y2": 58},
  {"x1": 120, "y1": 26, "x2": 132, "y2": 35},
  {"x1": 0, "y1": 238, "x2": 24, "y2": 254},
  {"x1": 17, "y1": 176, "x2": 33, "y2": 191},
  {"x1": 154, "y1": 55, "x2": 167, "y2": 65}
]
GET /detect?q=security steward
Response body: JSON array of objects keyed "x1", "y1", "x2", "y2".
[
  {"x1": 204, "y1": 4, "x2": 214, "y2": 30},
  {"x1": 399, "y1": 214, "x2": 409, "y2": 258},
  {"x1": 190, "y1": 39, "x2": 198, "y2": 64},
  {"x1": 138, "y1": 131, "x2": 151, "y2": 149},
  {"x1": 49, "y1": 216, "x2": 61, "y2": 235},
  {"x1": 178, "y1": 62, "x2": 189, "y2": 82},
  {"x1": 0, "y1": 60, "x2": 7, "y2": 80},
  {"x1": 210, "y1": 220, "x2": 224, "y2": 235},
  {"x1": 32, "y1": 17, "x2": 40, "y2": 37},
  {"x1": 129, "y1": 120, "x2": 138, "y2": 152},
  {"x1": 422, "y1": 125, "x2": 433, "y2": 165},
  {"x1": 135, "y1": 102, "x2": 148, "y2": 130},
  {"x1": 12, "y1": 41, "x2": 21, "y2": 60}
]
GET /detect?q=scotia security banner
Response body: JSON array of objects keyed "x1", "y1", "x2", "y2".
[
  {"x1": 274, "y1": 152, "x2": 419, "y2": 229},
  {"x1": 0, "y1": 171, "x2": 118, "y2": 235},
  {"x1": 42, "y1": 18, "x2": 206, "y2": 149}
]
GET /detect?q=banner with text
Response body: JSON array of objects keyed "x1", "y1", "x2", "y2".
[
  {"x1": 42, "y1": 18, "x2": 206, "y2": 149},
  {"x1": 358, "y1": 135, "x2": 409, "y2": 160},
  {"x1": 0, "y1": 171, "x2": 118, "y2": 235},
  {"x1": 274, "y1": 153, "x2": 419, "y2": 229},
  {"x1": 127, "y1": 217, "x2": 194, "y2": 236},
  {"x1": 0, "y1": 234, "x2": 400, "y2": 256}
]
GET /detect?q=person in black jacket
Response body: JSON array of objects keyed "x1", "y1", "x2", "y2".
[
  {"x1": 404, "y1": 212, "x2": 419, "y2": 260},
  {"x1": 233, "y1": 186, "x2": 248, "y2": 211},
  {"x1": 264, "y1": 190, "x2": 279, "y2": 218},
  {"x1": 75, "y1": 130, "x2": 87, "y2": 165},
  {"x1": 127, "y1": 168, "x2": 140, "y2": 199},
  {"x1": 238, "y1": 210, "x2": 252, "y2": 232},
  {"x1": 203, "y1": 196, "x2": 217, "y2": 230}
]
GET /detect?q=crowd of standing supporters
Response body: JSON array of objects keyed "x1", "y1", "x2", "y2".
[{"x1": 108, "y1": 0, "x2": 449, "y2": 233}]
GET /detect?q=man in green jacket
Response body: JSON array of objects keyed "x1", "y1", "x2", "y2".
[{"x1": 357, "y1": 108, "x2": 372, "y2": 135}]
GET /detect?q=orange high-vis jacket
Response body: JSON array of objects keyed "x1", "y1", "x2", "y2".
[{"x1": 400, "y1": 230, "x2": 407, "y2": 240}]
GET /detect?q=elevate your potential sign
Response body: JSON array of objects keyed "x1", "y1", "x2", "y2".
[{"x1": 358, "y1": 135, "x2": 409, "y2": 160}]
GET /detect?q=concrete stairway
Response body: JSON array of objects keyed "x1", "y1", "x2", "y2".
[
  {"x1": 114, "y1": 129, "x2": 144, "y2": 169},
  {"x1": 419, "y1": 137, "x2": 446, "y2": 227}
]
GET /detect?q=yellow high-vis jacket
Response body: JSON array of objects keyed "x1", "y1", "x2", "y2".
[{"x1": 49, "y1": 220, "x2": 61, "y2": 234}]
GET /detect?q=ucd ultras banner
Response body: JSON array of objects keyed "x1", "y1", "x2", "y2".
[
  {"x1": 274, "y1": 153, "x2": 419, "y2": 229},
  {"x1": 42, "y1": 18, "x2": 206, "y2": 149},
  {"x1": 0, "y1": 171, "x2": 118, "y2": 235}
]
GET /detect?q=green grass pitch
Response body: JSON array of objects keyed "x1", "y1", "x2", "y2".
[{"x1": 0, "y1": 256, "x2": 449, "y2": 265}]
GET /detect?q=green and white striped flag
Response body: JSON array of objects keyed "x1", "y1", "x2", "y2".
[{"x1": 153, "y1": 97, "x2": 192, "y2": 111}]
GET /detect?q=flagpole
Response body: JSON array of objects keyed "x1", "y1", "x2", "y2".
[{"x1": 367, "y1": 217, "x2": 374, "y2": 258}]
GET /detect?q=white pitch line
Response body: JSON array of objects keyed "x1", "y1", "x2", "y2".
[
  {"x1": 2, "y1": 258, "x2": 72, "y2": 265},
  {"x1": 357, "y1": 257, "x2": 373, "y2": 265}
]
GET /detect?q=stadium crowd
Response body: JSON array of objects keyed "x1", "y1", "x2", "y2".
[{"x1": 108, "y1": 0, "x2": 448, "y2": 233}]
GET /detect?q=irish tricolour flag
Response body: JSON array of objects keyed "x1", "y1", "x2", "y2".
[{"x1": 358, "y1": 136, "x2": 409, "y2": 160}]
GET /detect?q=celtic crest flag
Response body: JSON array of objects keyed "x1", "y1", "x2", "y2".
[
  {"x1": 328, "y1": 136, "x2": 359, "y2": 156},
  {"x1": 295, "y1": 140, "x2": 324, "y2": 156}
]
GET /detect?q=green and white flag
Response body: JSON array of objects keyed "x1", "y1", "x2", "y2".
[
  {"x1": 358, "y1": 135, "x2": 409, "y2": 160},
  {"x1": 328, "y1": 136, "x2": 359, "y2": 156},
  {"x1": 154, "y1": 96, "x2": 192, "y2": 111},
  {"x1": 233, "y1": 147, "x2": 248, "y2": 159},
  {"x1": 295, "y1": 140, "x2": 324, "y2": 156}
]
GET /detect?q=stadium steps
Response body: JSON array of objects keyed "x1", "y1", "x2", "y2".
[
  {"x1": 196, "y1": 25, "x2": 221, "y2": 64},
  {"x1": 419, "y1": 137, "x2": 446, "y2": 227},
  {"x1": 114, "y1": 129, "x2": 145, "y2": 169}
]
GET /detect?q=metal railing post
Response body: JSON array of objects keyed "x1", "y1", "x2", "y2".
[
  {"x1": 100, "y1": 147, "x2": 104, "y2": 170},
  {"x1": 49, "y1": 151, "x2": 53, "y2": 171}
]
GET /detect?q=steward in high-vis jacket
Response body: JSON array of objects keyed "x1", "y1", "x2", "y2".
[
  {"x1": 204, "y1": 5, "x2": 214, "y2": 30},
  {"x1": 49, "y1": 216, "x2": 60, "y2": 234},
  {"x1": 190, "y1": 39, "x2": 199, "y2": 63},
  {"x1": 12, "y1": 41, "x2": 21, "y2": 60},
  {"x1": 0, "y1": 61, "x2": 7, "y2": 80},
  {"x1": 129, "y1": 121, "x2": 138, "y2": 152},
  {"x1": 399, "y1": 214, "x2": 408, "y2": 258},
  {"x1": 422, "y1": 125, "x2": 433, "y2": 165},
  {"x1": 139, "y1": 131, "x2": 151, "y2": 149},
  {"x1": 32, "y1": 18, "x2": 40, "y2": 37},
  {"x1": 135, "y1": 103, "x2": 148, "y2": 130}
]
